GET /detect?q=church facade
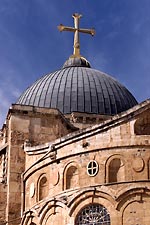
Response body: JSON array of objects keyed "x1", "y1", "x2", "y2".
[{"x1": 0, "y1": 13, "x2": 150, "y2": 225}]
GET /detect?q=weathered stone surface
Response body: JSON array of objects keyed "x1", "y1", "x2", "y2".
[{"x1": 0, "y1": 101, "x2": 150, "y2": 224}]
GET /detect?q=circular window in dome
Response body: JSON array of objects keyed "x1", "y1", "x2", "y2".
[
  {"x1": 75, "y1": 204, "x2": 110, "y2": 225},
  {"x1": 87, "y1": 160, "x2": 99, "y2": 176}
]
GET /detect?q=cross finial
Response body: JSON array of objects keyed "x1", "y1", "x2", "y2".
[{"x1": 58, "y1": 13, "x2": 95, "y2": 57}]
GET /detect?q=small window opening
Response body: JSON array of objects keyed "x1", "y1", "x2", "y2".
[{"x1": 87, "y1": 160, "x2": 99, "y2": 176}]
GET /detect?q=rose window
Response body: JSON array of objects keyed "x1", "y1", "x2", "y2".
[{"x1": 76, "y1": 204, "x2": 110, "y2": 225}]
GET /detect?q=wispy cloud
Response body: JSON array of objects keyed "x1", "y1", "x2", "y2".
[{"x1": 0, "y1": 72, "x2": 21, "y2": 127}]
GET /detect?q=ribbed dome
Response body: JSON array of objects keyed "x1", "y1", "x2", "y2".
[{"x1": 16, "y1": 61, "x2": 138, "y2": 115}]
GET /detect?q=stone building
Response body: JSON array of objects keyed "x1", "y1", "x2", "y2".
[{"x1": 0, "y1": 13, "x2": 150, "y2": 225}]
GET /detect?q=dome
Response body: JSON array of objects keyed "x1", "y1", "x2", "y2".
[
  {"x1": 17, "y1": 13, "x2": 138, "y2": 115},
  {"x1": 16, "y1": 58, "x2": 137, "y2": 115}
]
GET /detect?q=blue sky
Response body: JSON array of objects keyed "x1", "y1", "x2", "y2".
[{"x1": 0, "y1": 0, "x2": 150, "y2": 127}]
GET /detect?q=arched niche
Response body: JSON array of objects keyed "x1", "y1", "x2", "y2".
[
  {"x1": 106, "y1": 155, "x2": 125, "y2": 183},
  {"x1": 41, "y1": 205, "x2": 68, "y2": 225},
  {"x1": 66, "y1": 166, "x2": 78, "y2": 189},
  {"x1": 123, "y1": 201, "x2": 144, "y2": 225},
  {"x1": 134, "y1": 113, "x2": 150, "y2": 135},
  {"x1": 44, "y1": 213, "x2": 65, "y2": 225},
  {"x1": 63, "y1": 162, "x2": 79, "y2": 190},
  {"x1": 37, "y1": 174, "x2": 48, "y2": 201}
]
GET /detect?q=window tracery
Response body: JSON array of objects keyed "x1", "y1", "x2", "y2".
[
  {"x1": 75, "y1": 204, "x2": 110, "y2": 225},
  {"x1": 87, "y1": 160, "x2": 99, "y2": 176}
]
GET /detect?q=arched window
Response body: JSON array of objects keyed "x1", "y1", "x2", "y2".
[
  {"x1": 66, "y1": 165, "x2": 78, "y2": 189},
  {"x1": 38, "y1": 175, "x2": 48, "y2": 201},
  {"x1": 75, "y1": 204, "x2": 110, "y2": 225},
  {"x1": 108, "y1": 158, "x2": 125, "y2": 183}
]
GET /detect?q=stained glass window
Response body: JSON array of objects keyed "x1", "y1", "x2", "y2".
[{"x1": 76, "y1": 204, "x2": 110, "y2": 225}]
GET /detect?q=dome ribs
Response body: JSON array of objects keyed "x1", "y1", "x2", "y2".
[
  {"x1": 55, "y1": 68, "x2": 68, "y2": 113},
  {"x1": 50, "y1": 69, "x2": 66, "y2": 110},
  {"x1": 39, "y1": 73, "x2": 56, "y2": 108},
  {"x1": 123, "y1": 87, "x2": 137, "y2": 107},
  {"x1": 16, "y1": 66, "x2": 137, "y2": 116},
  {"x1": 20, "y1": 75, "x2": 45, "y2": 106},
  {"x1": 107, "y1": 77, "x2": 118, "y2": 114},
  {"x1": 29, "y1": 75, "x2": 46, "y2": 106},
  {"x1": 82, "y1": 67, "x2": 92, "y2": 113},
  {"x1": 116, "y1": 84, "x2": 131, "y2": 112},
  {"x1": 80, "y1": 67, "x2": 86, "y2": 112},
  {"x1": 111, "y1": 80, "x2": 127, "y2": 114},
  {"x1": 35, "y1": 73, "x2": 53, "y2": 107},
  {"x1": 63, "y1": 67, "x2": 73, "y2": 113},
  {"x1": 94, "y1": 71, "x2": 105, "y2": 115},
  {"x1": 77, "y1": 67, "x2": 85, "y2": 112},
  {"x1": 88, "y1": 68, "x2": 99, "y2": 114},
  {"x1": 117, "y1": 83, "x2": 133, "y2": 112},
  {"x1": 43, "y1": 71, "x2": 59, "y2": 108},
  {"x1": 101, "y1": 75, "x2": 112, "y2": 115},
  {"x1": 37, "y1": 71, "x2": 57, "y2": 107},
  {"x1": 17, "y1": 88, "x2": 27, "y2": 104},
  {"x1": 70, "y1": 67, "x2": 78, "y2": 112},
  {"x1": 68, "y1": 67, "x2": 74, "y2": 113}
]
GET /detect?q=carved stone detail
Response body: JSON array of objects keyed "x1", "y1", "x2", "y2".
[{"x1": 132, "y1": 157, "x2": 144, "y2": 172}]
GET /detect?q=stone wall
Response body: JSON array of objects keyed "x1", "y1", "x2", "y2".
[
  {"x1": 4, "y1": 104, "x2": 77, "y2": 225},
  {"x1": 22, "y1": 102, "x2": 150, "y2": 224}
]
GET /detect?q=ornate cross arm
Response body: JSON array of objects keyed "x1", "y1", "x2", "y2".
[
  {"x1": 58, "y1": 24, "x2": 76, "y2": 32},
  {"x1": 58, "y1": 13, "x2": 95, "y2": 57},
  {"x1": 78, "y1": 28, "x2": 95, "y2": 36},
  {"x1": 58, "y1": 25, "x2": 95, "y2": 36}
]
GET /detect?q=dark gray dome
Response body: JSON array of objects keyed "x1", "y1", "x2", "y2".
[{"x1": 16, "y1": 61, "x2": 138, "y2": 115}]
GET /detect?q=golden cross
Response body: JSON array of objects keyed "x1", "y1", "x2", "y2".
[{"x1": 58, "y1": 13, "x2": 95, "y2": 57}]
